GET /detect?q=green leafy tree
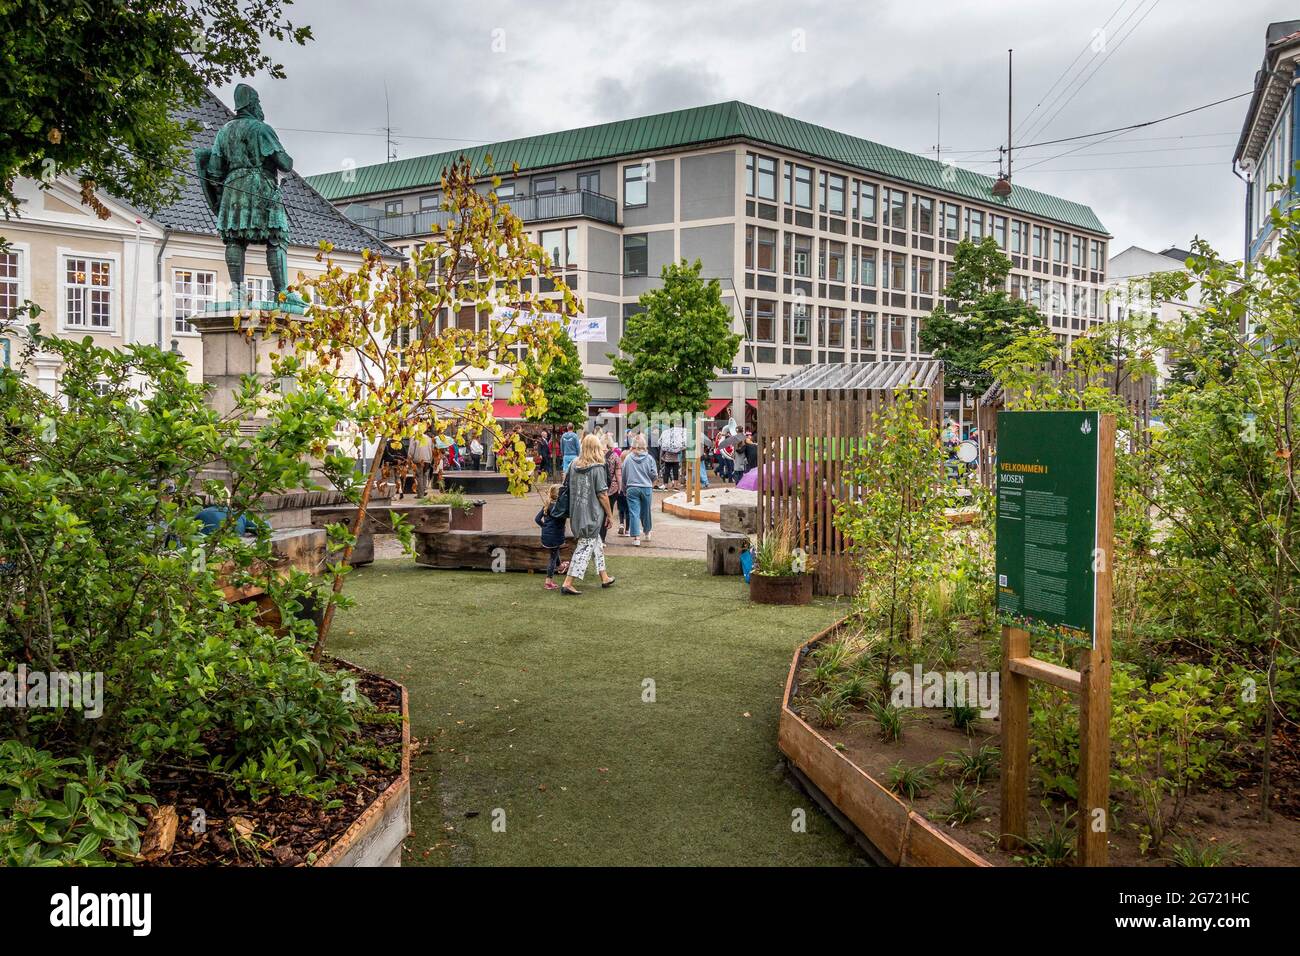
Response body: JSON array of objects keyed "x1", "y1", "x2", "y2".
[
  {"x1": 526, "y1": 328, "x2": 590, "y2": 425},
  {"x1": 833, "y1": 390, "x2": 954, "y2": 693},
  {"x1": 611, "y1": 259, "x2": 740, "y2": 415},
  {"x1": 0, "y1": 0, "x2": 312, "y2": 218},
  {"x1": 919, "y1": 237, "x2": 1045, "y2": 397},
  {"x1": 283, "y1": 158, "x2": 578, "y2": 661}
]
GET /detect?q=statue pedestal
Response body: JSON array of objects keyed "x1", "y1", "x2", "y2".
[{"x1": 191, "y1": 303, "x2": 304, "y2": 419}]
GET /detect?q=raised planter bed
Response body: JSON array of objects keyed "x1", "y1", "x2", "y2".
[
  {"x1": 750, "y1": 572, "x2": 814, "y2": 605},
  {"x1": 414, "y1": 530, "x2": 575, "y2": 572},
  {"x1": 778, "y1": 621, "x2": 992, "y2": 867},
  {"x1": 142, "y1": 662, "x2": 410, "y2": 867},
  {"x1": 310, "y1": 502, "x2": 451, "y2": 536}
]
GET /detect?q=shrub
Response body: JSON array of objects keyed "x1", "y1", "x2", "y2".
[
  {"x1": 1110, "y1": 663, "x2": 1242, "y2": 854},
  {"x1": 887, "y1": 760, "x2": 931, "y2": 800}
]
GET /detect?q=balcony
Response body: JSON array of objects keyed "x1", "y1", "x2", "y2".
[{"x1": 346, "y1": 189, "x2": 619, "y2": 239}]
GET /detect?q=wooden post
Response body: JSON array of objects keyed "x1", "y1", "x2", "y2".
[
  {"x1": 999, "y1": 625, "x2": 1030, "y2": 852},
  {"x1": 1077, "y1": 414, "x2": 1115, "y2": 866}
]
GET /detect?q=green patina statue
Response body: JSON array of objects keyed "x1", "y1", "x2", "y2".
[{"x1": 196, "y1": 83, "x2": 295, "y2": 303}]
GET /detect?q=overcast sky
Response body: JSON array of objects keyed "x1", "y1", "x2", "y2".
[{"x1": 238, "y1": 0, "x2": 1293, "y2": 258}]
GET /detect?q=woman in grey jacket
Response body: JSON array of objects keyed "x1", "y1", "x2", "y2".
[
  {"x1": 620, "y1": 433, "x2": 658, "y2": 546},
  {"x1": 561, "y1": 434, "x2": 617, "y2": 595}
]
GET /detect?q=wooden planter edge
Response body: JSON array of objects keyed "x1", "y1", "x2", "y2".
[
  {"x1": 314, "y1": 664, "x2": 412, "y2": 867},
  {"x1": 779, "y1": 619, "x2": 993, "y2": 868}
]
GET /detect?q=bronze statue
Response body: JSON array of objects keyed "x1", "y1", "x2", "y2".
[{"x1": 196, "y1": 83, "x2": 294, "y2": 302}]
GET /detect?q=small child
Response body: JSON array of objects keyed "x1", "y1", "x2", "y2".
[{"x1": 535, "y1": 483, "x2": 568, "y2": 590}]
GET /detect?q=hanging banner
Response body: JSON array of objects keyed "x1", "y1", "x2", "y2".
[{"x1": 567, "y1": 316, "x2": 607, "y2": 342}]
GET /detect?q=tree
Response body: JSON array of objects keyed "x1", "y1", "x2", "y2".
[
  {"x1": 0, "y1": 0, "x2": 312, "y2": 218},
  {"x1": 279, "y1": 158, "x2": 578, "y2": 661},
  {"x1": 526, "y1": 328, "x2": 590, "y2": 425},
  {"x1": 919, "y1": 237, "x2": 1044, "y2": 397},
  {"x1": 832, "y1": 390, "x2": 953, "y2": 694},
  {"x1": 610, "y1": 259, "x2": 740, "y2": 415}
]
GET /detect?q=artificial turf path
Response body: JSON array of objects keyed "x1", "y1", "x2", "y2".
[{"x1": 333, "y1": 556, "x2": 868, "y2": 866}]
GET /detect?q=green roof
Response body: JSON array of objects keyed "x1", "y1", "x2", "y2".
[{"x1": 305, "y1": 101, "x2": 1108, "y2": 235}]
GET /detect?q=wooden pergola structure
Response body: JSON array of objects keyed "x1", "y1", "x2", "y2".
[{"x1": 756, "y1": 360, "x2": 944, "y2": 596}]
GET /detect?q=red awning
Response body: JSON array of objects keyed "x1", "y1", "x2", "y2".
[
  {"x1": 706, "y1": 398, "x2": 731, "y2": 418},
  {"x1": 609, "y1": 401, "x2": 638, "y2": 415},
  {"x1": 746, "y1": 399, "x2": 758, "y2": 409},
  {"x1": 492, "y1": 399, "x2": 525, "y2": 419}
]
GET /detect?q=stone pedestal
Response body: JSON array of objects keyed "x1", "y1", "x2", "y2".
[{"x1": 191, "y1": 306, "x2": 298, "y2": 419}]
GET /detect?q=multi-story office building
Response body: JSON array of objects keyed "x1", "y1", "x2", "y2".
[
  {"x1": 1236, "y1": 20, "x2": 1300, "y2": 264},
  {"x1": 307, "y1": 101, "x2": 1109, "y2": 414}
]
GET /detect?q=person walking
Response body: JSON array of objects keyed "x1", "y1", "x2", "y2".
[
  {"x1": 469, "y1": 435, "x2": 484, "y2": 471},
  {"x1": 409, "y1": 430, "x2": 434, "y2": 496},
  {"x1": 603, "y1": 435, "x2": 627, "y2": 538},
  {"x1": 560, "y1": 424, "x2": 581, "y2": 473},
  {"x1": 535, "y1": 483, "x2": 569, "y2": 591},
  {"x1": 536, "y1": 429, "x2": 553, "y2": 478},
  {"x1": 561, "y1": 434, "x2": 616, "y2": 595},
  {"x1": 621, "y1": 433, "x2": 657, "y2": 546}
]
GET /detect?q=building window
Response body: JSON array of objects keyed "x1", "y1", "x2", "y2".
[
  {"x1": 887, "y1": 313, "x2": 906, "y2": 352},
  {"x1": 540, "y1": 229, "x2": 565, "y2": 268},
  {"x1": 1010, "y1": 220, "x2": 1026, "y2": 254},
  {"x1": 1071, "y1": 235, "x2": 1083, "y2": 267},
  {"x1": 623, "y1": 164, "x2": 648, "y2": 207},
  {"x1": 495, "y1": 184, "x2": 514, "y2": 201},
  {"x1": 820, "y1": 307, "x2": 845, "y2": 348},
  {"x1": 784, "y1": 163, "x2": 813, "y2": 208},
  {"x1": 755, "y1": 155, "x2": 778, "y2": 201},
  {"x1": 912, "y1": 196, "x2": 934, "y2": 235},
  {"x1": 826, "y1": 241, "x2": 846, "y2": 283},
  {"x1": 784, "y1": 232, "x2": 812, "y2": 277},
  {"x1": 857, "y1": 247, "x2": 877, "y2": 287},
  {"x1": 623, "y1": 234, "x2": 648, "y2": 276},
  {"x1": 0, "y1": 250, "x2": 20, "y2": 321},
  {"x1": 940, "y1": 202, "x2": 960, "y2": 241},
  {"x1": 1090, "y1": 239, "x2": 1103, "y2": 271},
  {"x1": 745, "y1": 297, "x2": 776, "y2": 342},
  {"x1": 63, "y1": 256, "x2": 114, "y2": 330},
  {"x1": 565, "y1": 226, "x2": 578, "y2": 268},
  {"x1": 992, "y1": 215, "x2": 1007, "y2": 249},
  {"x1": 245, "y1": 276, "x2": 272, "y2": 303},
  {"x1": 419, "y1": 194, "x2": 439, "y2": 212},
  {"x1": 859, "y1": 311, "x2": 877, "y2": 350},
  {"x1": 1032, "y1": 225, "x2": 1046, "y2": 258},
  {"x1": 746, "y1": 226, "x2": 777, "y2": 272},
  {"x1": 819, "y1": 173, "x2": 845, "y2": 216},
  {"x1": 1010, "y1": 274, "x2": 1025, "y2": 300},
  {"x1": 884, "y1": 251, "x2": 907, "y2": 290},
  {"x1": 577, "y1": 170, "x2": 600, "y2": 194},
  {"x1": 1052, "y1": 231, "x2": 1065, "y2": 263},
  {"x1": 913, "y1": 257, "x2": 933, "y2": 294},
  {"x1": 856, "y1": 181, "x2": 878, "y2": 223},
  {"x1": 884, "y1": 188, "x2": 907, "y2": 229},
  {"x1": 533, "y1": 177, "x2": 557, "y2": 197},
  {"x1": 784, "y1": 301, "x2": 811, "y2": 345},
  {"x1": 966, "y1": 209, "x2": 984, "y2": 241},
  {"x1": 173, "y1": 268, "x2": 215, "y2": 334},
  {"x1": 384, "y1": 199, "x2": 403, "y2": 216}
]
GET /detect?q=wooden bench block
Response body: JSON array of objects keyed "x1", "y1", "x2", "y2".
[
  {"x1": 414, "y1": 531, "x2": 575, "y2": 573},
  {"x1": 707, "y1": 531, "x2": 749, "y2": 576},
  {"x1": 719, "y1": 503, "x2": 757, "y2": 534},
  {"x1": 311, "y1": 503, "x2": 451, "y2": 536},
  {"x1": 269, "y1": 527, "x2": 327, "y2": 575}
]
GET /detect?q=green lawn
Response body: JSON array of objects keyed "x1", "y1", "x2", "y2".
[{"x1": 332, "y1": 556, "x2": 868, "y2": 866}]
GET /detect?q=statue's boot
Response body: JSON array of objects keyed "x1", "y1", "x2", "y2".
[
  {"x1": 267, "y1": 241, "x2": 306, "y2": 312},
  {"x1": 225, "y1": 241, "x2": 247, "y2": 306}
]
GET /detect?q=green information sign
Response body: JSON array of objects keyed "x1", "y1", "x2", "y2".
[{"x1": 995, "y1": 410, "x2": 1101, "y2": 648}]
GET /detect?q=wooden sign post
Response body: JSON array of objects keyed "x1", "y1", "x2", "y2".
[{"x1": 995, "y1": 411, "x2": 1114, "y2": 866}]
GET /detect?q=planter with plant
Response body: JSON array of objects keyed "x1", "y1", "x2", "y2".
[
  {"x1": 423, "y1": 487, "x2": 486, "y2": 531},
  {"x1": 749, "y1": 517, "x2": 814, "y2": 605}
]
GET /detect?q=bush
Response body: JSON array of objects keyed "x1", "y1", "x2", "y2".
[
  {"x1": 0, "y1": 335, "x2": 368, "y2": 807},
  {"x1": 1110, "y1": 663, "x2": 1242, "y2": 853}
]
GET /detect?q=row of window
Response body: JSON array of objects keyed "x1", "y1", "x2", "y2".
[
  {"x1": 741, "y1": 298, "x2": 928, "y2": 354},
  {"x1": 743, "y1": 150, "x2": 1104, "y2": 267},
  {"x1": 383, "y1": 170, "x2": 608, "y2": 217}
]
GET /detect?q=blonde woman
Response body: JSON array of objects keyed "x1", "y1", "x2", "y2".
[{"x1": 561, "y1": 433, "x2": 616, "y2": 595}]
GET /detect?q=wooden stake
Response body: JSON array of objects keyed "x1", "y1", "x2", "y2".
[{"x1": 999, "y1": 624, "x2": 1030, "y2": 852}]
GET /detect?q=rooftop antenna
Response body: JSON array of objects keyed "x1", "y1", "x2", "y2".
[
  {"x1": 934, "y1": 92, "x2": 942, "y2": 163},
  {"x1": 382, "y1": 82, "x2": 398, "y2": 163},
  {"x1": 993, "y1": 49, "x2": 1013, "y2": 197}
]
